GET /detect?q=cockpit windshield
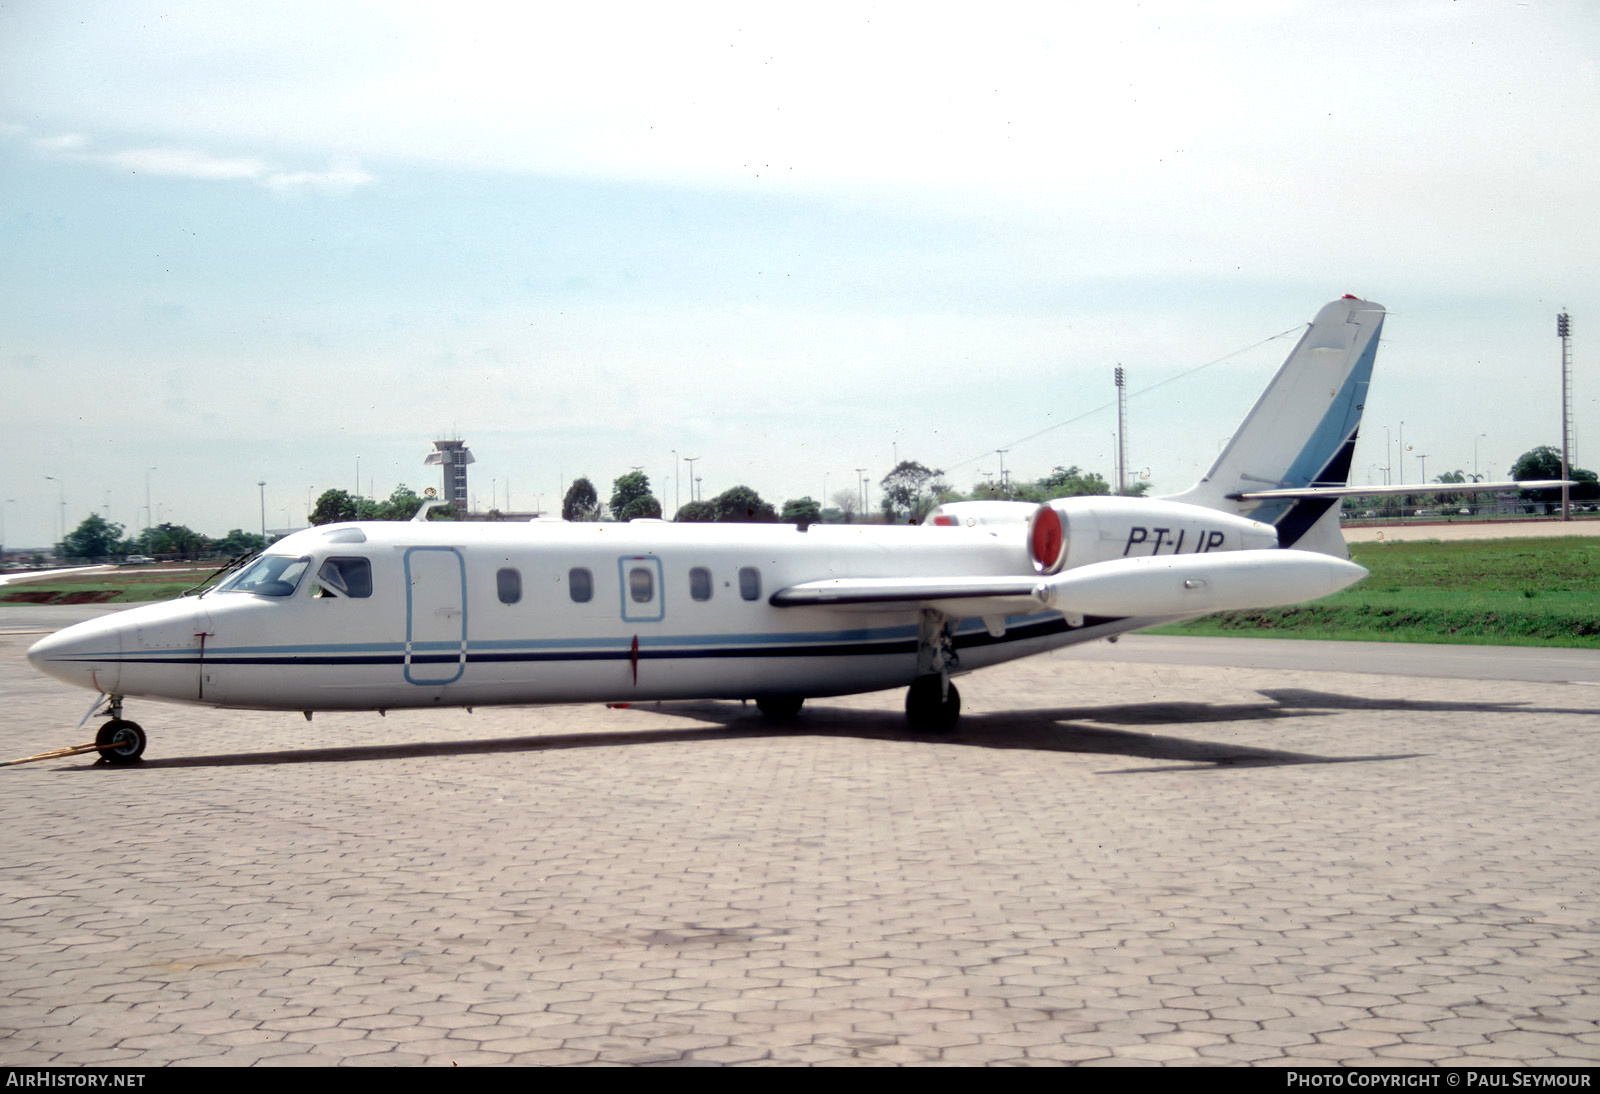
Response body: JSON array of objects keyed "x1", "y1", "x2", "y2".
[{"x1": 212, "y1": 554, "x2": 311, "y2": 597}]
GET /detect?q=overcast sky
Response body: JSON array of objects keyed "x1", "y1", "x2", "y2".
[{"x1": 2, "y1": 1, "x2": 1596, "y2": 547}]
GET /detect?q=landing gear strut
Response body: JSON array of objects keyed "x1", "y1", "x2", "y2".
[
  {"x1": 906, "y1": 609, "x2": 962, "y2": 734},
  {"x1": 94, "y1": 696, "x2": 145, "y2": 765}
]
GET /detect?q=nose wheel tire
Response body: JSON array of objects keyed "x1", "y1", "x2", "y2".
[
  {"x1": 95, "y1": 720, "x2": 147, "y2": 765},
  {"x1": 905, "y1": 677, "x2": 960, "y2": 734}
]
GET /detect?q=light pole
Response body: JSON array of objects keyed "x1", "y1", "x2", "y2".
[
  {"x1": 1473, "y1": 433, "x2": 1487, "y2": 481},
  {"x1": 258, "y1": 481, "x2": 267, "y2": 541},
  {"x1": 145, "y1": 467, "x2": 157, "y2": 555},
  {"x1": 44, "y1": 476, "x2": 64, "y2": 547},
  {"x1": 1397, "y1": 421, "x2": 1405, "y2": 484},
  {"x1": 996, "y1": 450, "x2": 1009, "y2": 498},
  {"x1": 855, "y1": 468, "x2": 866, "y2": 513},
  {"x1": 683, "y1": 457, "x2": 699, "y2": 503}
]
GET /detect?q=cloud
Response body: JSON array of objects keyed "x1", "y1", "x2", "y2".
[
  {"x1": 261, "y1": 160, "x2": 375, "y2": 194},
  {"x1": 102, "y1": 146, "x2": 269, "y2": 181},
  {"x1": 12, "y1": 126, "x2": 375, "y2": 193}
]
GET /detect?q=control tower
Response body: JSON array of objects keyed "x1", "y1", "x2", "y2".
[{"x1": 424, "y1": 439, "x2": 475, "y2": 514}]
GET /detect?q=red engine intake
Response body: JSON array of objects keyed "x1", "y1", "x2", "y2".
[{"x1": 1027, "y1": 505, "x2": 1066, "y2": 574}]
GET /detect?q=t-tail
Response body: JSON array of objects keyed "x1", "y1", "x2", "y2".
[{"x1": 1165, "y1": 295, "x2": 1386, "y2": 557}]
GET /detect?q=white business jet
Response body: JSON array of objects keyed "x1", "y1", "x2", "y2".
[{"x1": 23, "y1": 295, "x2": 1499, "y2": 763}]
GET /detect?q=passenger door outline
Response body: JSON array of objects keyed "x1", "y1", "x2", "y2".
[
  {"x1": 404, "y1": 546, "x2": 468, "y2": 685},
  {"x1": 617, "y1": 556, "x2": 664, "y2": 623}
]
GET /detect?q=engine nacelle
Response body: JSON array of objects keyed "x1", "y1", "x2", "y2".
[
  {"x1": 1026, "y1": 496, "x2": 1277, "y2": 574},
  {"x1": 1032, "y1": 549, "x2": 1367, "y2": 617}
]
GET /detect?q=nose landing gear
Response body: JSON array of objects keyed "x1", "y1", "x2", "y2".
[
  {"x1": 95, "y1": 718, "x2": 147, "y2": 765},
  {"x1": 94, "y1": 695, "x2": 146, "y2": 765}
]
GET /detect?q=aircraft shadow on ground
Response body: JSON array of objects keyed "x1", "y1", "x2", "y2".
[
  {"x1": 1258, "y1": 687, "x2": 1600, "y2": 718},
  {"x1": 71, "y1": 691, "x2": 1422, "y2": 773}
]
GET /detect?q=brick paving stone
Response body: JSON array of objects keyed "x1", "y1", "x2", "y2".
[{"x1": 3, "y1": 630, "x2": 1599, "y2": 1067}]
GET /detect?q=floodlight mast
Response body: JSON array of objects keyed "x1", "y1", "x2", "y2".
[
  {"x1": 1114, "y1": 366, "x2": 1128, "y2": 496},
  {"x1": 1558, "y1": 312, "x2": 1572, "y2": 521}
]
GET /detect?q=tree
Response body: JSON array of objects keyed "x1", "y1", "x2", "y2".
[
  {"x1": 1035, "y1": 465, "x2": 1113, "y2": 498},
  {"x1": 62, "y1": 514, "x2": 125, "y2": 560},
  {"x1": 610, "y1": 471, "x2": 658, "y2": 517},
  {"x1": 781, "y1": 496, "x2": 822, "y2": 527},
  {"x1": 1511, "y1": 446, "x2": 1600, "y2": 505},
  {"x1": 674, "y1": 500, "x2": 716, "y2": 522},
  {"x1": 830, "y1": 489, "x2": 859, "y2": 524},
  {"x1": 562, "y1": 477, "x2": 603, "y2": 521},
  {"x1": 145, "y1": 523, "x2": 206, "y2": 560},
  {"x1": 712, "y1": 485, "x2": 776, "y2": 522},
  {"x1": 310, "y1": 489, "x2": 358, "y2": 526},
  {"x1": 376, "y1": 484, "x2": 425, "y2": 520},
  {"x1": 1433, "y1": 470, "x2": 1467, "y2": 509},
  {"x1": 619, "y1": 496, "x2": 663, "y2": 520},
  {"x1": 211, "y1": 529, "x2": 268, "y2": 558},
  {"x1": 879, "y1": 461, "x2": 947, "y2": 522}
]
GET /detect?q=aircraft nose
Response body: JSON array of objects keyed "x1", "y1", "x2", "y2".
[{"x1": 27, "y1": 614, "x2": 124, "y2": 693}]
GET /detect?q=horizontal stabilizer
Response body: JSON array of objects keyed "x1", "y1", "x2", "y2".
[{"x1": 1228, "y1": 479, "x2": 1571, "y2": 501}]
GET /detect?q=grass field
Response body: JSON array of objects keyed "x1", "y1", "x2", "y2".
[
  {"x1": 0, "y1": 567, "x2": 216, "y2": 605},
  {"x1": 1149, "y1": 536, "x2": 1600, "y2": 648}
]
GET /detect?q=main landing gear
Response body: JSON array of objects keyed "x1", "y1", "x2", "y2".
[
  {"x1": 94, "y1": 696, "x2": 146, "y2": 765},
  {"x1": 905, "y1": 676, "x2": 960, "y2": 734},
  {"x1": 906, "y1": 609, "x2": 962, "y2": 734},
  {"x1": 757, "y1": 696, "x2": 805, "y2": 720}
]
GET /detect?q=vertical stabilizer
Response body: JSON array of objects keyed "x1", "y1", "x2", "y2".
[{"x1": 1167, "y1": 296, "x2": 1385, "y2": 554}]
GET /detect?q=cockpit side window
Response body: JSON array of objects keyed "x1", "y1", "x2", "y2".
[
  {"x1": 214, "y1": 555, "x2": 312, "y2": 597},
  {"x1": 313, "y1": 557, "x2": 373, "y2": 598}
]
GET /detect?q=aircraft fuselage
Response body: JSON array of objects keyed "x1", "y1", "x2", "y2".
[{"x1": 26, "y1": 519, "x2": 1150, "y2": 713}]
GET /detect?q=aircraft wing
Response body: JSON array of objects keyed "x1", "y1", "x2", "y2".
[
  {"x1": 769, "y1": 576, "x2": 1043, "y2": 617},
  {"x1": 1227, "y1": 480, "x2": 1570, "y2": 500}
]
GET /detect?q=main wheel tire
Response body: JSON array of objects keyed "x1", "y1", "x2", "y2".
[
  {"x1": 756, "y1": 696, "x2": 805, "y2": 720},
  {"x1": 905, "y1": 677, "x2": 960, "y2": 734},
  {"x1": 95, "y1": 719, "x2": 147, "y2": 765}
]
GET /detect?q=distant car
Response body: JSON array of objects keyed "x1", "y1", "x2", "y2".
[{"x1": 123, "y1": 555, "x2": 155, "y2": 565}]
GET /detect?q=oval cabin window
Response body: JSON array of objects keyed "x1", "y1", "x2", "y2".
[{"x1": 496, "y1": 567, "x2": 521, "y2": 604}]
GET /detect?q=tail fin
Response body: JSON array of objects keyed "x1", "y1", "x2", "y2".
[{"x1": 1166, "y1": 295, "x2": 1385, "y2": 555}]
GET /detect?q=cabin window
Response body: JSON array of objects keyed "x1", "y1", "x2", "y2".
[
  {"x1": 739, "y1": 566, "x2": 761, "y2": 601},
  {"x1": 215, "y1": 554, "x2": 311, "y2": 598},
  {"x1": 629, "y1": 566, "x2": 655, "y2": 603},
  {"x1": 496, "y1": 567, "x2": 521, "y2": 604},
  {"x1": 568, "y1": 567, "x2": 593, "y2": 603},
  {"x1": 313, "y1": 556, "x2": 373, "y2": 598},
  {"x1": 689, "y1": 566, "x2": 713, "y2": 601}
]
